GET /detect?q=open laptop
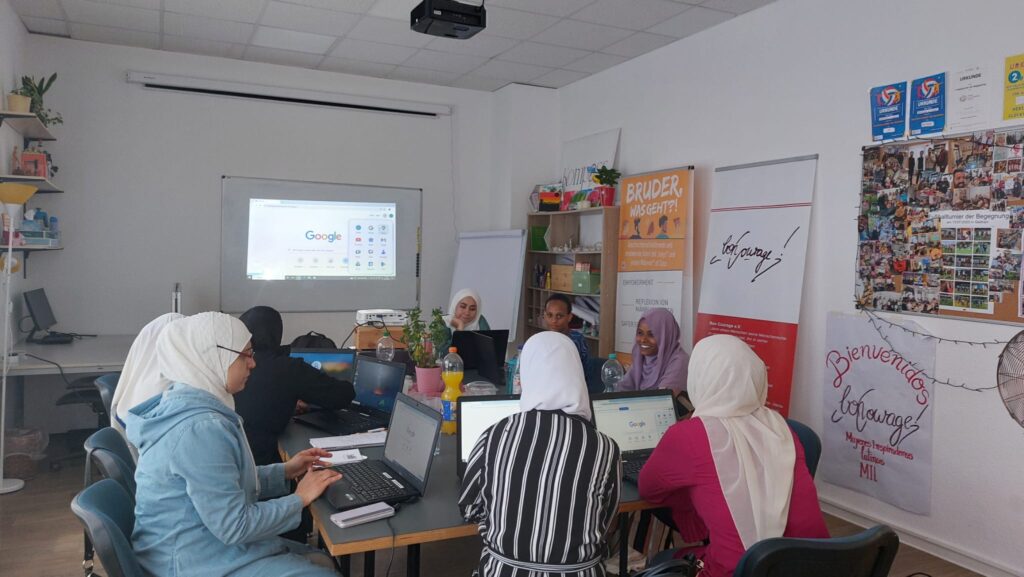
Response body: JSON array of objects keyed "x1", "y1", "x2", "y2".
[
  {"x1": 289, "y1": 348, "x2": 357, "y2": 382},
  {"x1": 451, "y1": 329, "x2": 509, "y2": 385},
  {"x1": 590, "y1": 389, "x2": 679, "y2": 483},
  {"x1": 456, "y1": 394, "x2": 520, "y2": 478},
  {"x1": 23, "y1": 288, "x2": 78, "y2": 344},
  {"x1": 294, "y1": 355, "x2": 405, "y2": 436},
  {"x1": 327, "y1": 393, "x2": 442, "y2": 511}
]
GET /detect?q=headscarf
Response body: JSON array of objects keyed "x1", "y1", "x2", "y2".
[
  {"x1": 110, "y1": 313, "x2": 184, "y2": 435},
  {"x1": 621, "y1": 308, "x2": 689, "y2": 392},
  {"x1": 156, "y1": 311, "x2": 251, "y2": 411},
  {"x1": 239, "y1": 306, "x2": 282, "y2": 352},
  {"x1": 519, "y1": 331, "x2": 591, "y2": 421},
  {"x1": 444, "y1": 288, "x2": 483, "y2": 331},
  {"x1": 688, "y1": 334, "x2": 795, "y2": 549}
]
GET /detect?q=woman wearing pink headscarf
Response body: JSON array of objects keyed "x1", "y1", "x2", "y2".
[{"x1": 618, "y1": 308, "x2": 689, "y2": 393}]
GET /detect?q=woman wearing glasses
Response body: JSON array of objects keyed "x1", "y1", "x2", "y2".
[{"x1": 126, "y1": 312, "x2": 343, "y2": 576}]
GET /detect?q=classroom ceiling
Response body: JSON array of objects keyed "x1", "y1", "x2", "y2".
[{"x1": 9, "y1": 0, "x2": 775, "y2": 92}]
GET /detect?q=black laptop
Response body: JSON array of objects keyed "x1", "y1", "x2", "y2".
[
  {"x1": 590, "y1": 389, "x2": 679, "y2": 483},
  {"x1": 294, "y1": 355, "x2": 405, "y2": 436},
  {"x1": 451, "y1": 329, "x2": 509, "y2": 385},
  {"x1": 327, "y1": 393, "x2": 442, "y2": 511},
  {"x1": 456, "y1": 394, "x2": 520, "y2": 478}
]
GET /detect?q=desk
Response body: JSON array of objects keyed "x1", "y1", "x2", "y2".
[
  {"x1": 7, "y1": 335, "x2": 134, "y2": 427},
  {"x1": 280, "y1": 422, "x2": 654, "y2": 577}
]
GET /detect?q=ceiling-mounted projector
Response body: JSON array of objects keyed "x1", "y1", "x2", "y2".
[{"x1": 411, "y1": 0, "x2": 486, "y2": 39}]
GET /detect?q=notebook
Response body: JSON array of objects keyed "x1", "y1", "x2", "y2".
[
  {"x1": 326, "y1": 394, "x2": 442, "y2": 511},
  {"x1": 590, "y1": 389, "x2": 678, "y2": 483},
  {"x1": 294, "y1": 355, "x2": 406, "y2": 436},
  {"x1": 456, "y1": 394, "x2": 520, "y2": 478}
]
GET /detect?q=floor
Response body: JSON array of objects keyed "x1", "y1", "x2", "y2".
[{"x1": 0, "y1": 455, "x2": 981, "y2": 577}]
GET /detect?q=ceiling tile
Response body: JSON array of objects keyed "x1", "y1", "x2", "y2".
[
  {"x1": 163, "y1": 0, "x2": 267, "y2": 23},
  {"x1": 531, "y1": 68, "x2": 588, "y2": 88},
  {"x1": 497, "y1": 41, "x2": 589, "y2": 68},
  {"x1": 331, "y1": 37, "x2": 416, "y2": 65},
  {"x1": 9, "y1": 0, "x2": 64, "y2": 20},
  {"x1": 450, "y1": 74, "x2": 510, "y2": 91},
  {"x1": 486, "y1": 0, "x2": 594, "y2": 18},
  {"x1": 483, "y1": 6, "x2": 559, "y2": 40},
  {"x1": 243, "y1": 45, "x2": 324, "y2": 67},
  {"x1": 62, "y1": 0, "x2": 160, "y2": 33},
  {"x1": 425, "y1": 34, "x2": 518, "y2": 59},
  {"x1": 699, "y1": 0, "x2": 774, "y2": 15},
  {"x1": 562, "y1": 51, "x2": 627, "y2": 73},
  {"x1": 261, "y1": 1, "x2": 360, "y2": 37},
  {"x1": 472, "y1": 59, "x2": 552, "y2": 82},
  {"x1": 89, "y1": 0, "x2": 160, "y2": 8},
  {"x1": 20, "y1": 16, "x2": 70, "y2": 36},
  {"x1": 162, "y1": 35, "x2": 246, "y2": 59},
  {"x1": 367, "y1": 0, "x2": 415, "y2": 20},
  {"x1": 571, "y1": 0, "x2": 688, "y2": 31},
  {"x1": 388, "y1": 66, "x2": 462, "y2": 86},
  {"x1": 402, "y1": 49, "x2": 488, "y2": 75},
  {"x1": 162, "y1": 12, "x2": 254, "y2": 44},
  {"x1": 601, "y1": 31, "x2": 675, "y2": 57},
  {"x1": 531, "y1": 18, "x2": 633, "y2": 51},
  {"x1": 648, "y1": 6, "x2": 732, "y2": 38},
  {"x1": 346, "y1": 16, "x2": 432, "y2": 48},
  {"x1": 273, "y1": 0, "x2": 376, "y2": 13},
  {"x1": 68, "y1": 22, "x2": 159, "y2": 48},
  {"x1": 319, "y1": 57, "x2": 396, "y2": 78},
  {"x1": 251, "y1": 26, "x2": 336, "y2": 53}
]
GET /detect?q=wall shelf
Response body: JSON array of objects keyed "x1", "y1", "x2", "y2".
[
  {"x1": 0, "y1": 175, "x2": 62, "y2": 193},
  {"x1": 527, "y1": 206, "x2": 609, "y2": 217},
  {"x1": 0, "y1": 111, "x2": 55, "y2": 142}
]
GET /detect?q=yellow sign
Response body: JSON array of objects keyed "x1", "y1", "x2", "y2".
[
  {"x1": 617, "y1": 167, "x2": 692, "y2": 272},
  {"x1": 1003, "y1": 52, "x2": 1024, "y2": 120}
]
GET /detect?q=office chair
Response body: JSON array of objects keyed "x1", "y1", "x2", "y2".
[
  {"x1": 94, "y1": 373, "x2": 120, "y2": 420},
  {"x1": 584, "y1": 356, "x2": 607, "y2": 394},
  {"x1": 82, "y1": 427, "x2": 136, "y2": 576},
  {"x1": 732, "y1": 525, "x2": 899, "y2": 577},
  {"x1": 71, "y1": 479, "x2": 145, "y2": 577},
  {"x1": 786, "y1": 419, "x2": 821, "y2": 478}
]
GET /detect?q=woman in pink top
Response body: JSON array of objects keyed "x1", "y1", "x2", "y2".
[{"x1": 638, "y1": 335, "x2": 828, "y2": 577}]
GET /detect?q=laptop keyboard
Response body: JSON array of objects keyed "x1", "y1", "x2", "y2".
[
  {"x1": 340, "y1": 461, "x2": 408, "y2": 501},
  {"x1": 622, "y1": 449, "x2": 654, "y2": 483}
]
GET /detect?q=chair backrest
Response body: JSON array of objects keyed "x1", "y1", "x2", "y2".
[
  {"x1": 84, "y1": 427, "x2": 137, "y2": 495},
  {"x1": 733, "y1": 525, "x2": 900, "y2": 577},
  {"x1": 584, "y1": 356, "x2": 607, "y2": 394},
  {"x1": 94, "y1": 372, "x2": 121, "y2": 420},
  {"x1": 786, "y1": 419, "x2": 821, "y2": 478},
  {"x1": 71, "y1": 479, "x2": 145, "y2": 577}
]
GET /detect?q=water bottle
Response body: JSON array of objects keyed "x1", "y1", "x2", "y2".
[
  {"x1": 601, "y1": 353, "x2": 625, "y2": 392},
  {"x1": 376, "y1": 332, "x2": 395, "y2": 362},
  {"x1": 440, "y1": 347, "x2": 464, "y2": 435},
  {"x1": 505, "y1": 345, "x2": 522, "y2": 395}
]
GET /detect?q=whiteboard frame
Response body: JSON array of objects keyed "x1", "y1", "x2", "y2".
[{"x1": 449, "y1": 230, "x2": 527, "y2": 341}]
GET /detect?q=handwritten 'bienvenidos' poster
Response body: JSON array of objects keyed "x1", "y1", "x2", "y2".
[{"x1": 821, "y1": 312, "x2": 935, "y2": 515}]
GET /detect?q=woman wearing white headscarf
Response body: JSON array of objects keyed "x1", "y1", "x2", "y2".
[
  {"x1": 125, "y1": 312, "x2": 344, "y2": 577},
  {"x1": 638, "y1": 335, "x2": 827, "y2": 577},
  {"x1": 110, "y1": 312, "x2": 183, "y2": 440},
  {"x1": 459, "y1": 332, "x2": 620, "y2": 577},
  {"x1": 444, "y1": 288, "x2": 490, "y2": 331}
]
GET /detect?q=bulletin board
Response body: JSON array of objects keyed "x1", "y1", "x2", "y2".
[{"x1": 856, "y1": 127, "x2": 1024, "y2": 325}]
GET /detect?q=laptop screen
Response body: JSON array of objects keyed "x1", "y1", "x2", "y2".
[
  {"x1": 24, "y1": 288, "x2": 57, "y2": 331},
  {"x1": 383, "y1": 396, "x2": 440, "y2": 486},
  {"x1": 289, "y1": 349, "x2": 356, "y2": 382},
  {"x1": 591, "y1": 393, "x2": 677, "y2": 453},
  {"x1": 352, "y1": 356, "x2": 406, "y2": 413},
  {"x1": 459, "y1": 398, "x2": 520, "y2": 464}
]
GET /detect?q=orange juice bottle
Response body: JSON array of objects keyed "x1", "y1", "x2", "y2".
[{"x1": 440, "y1": 346, "x2": 464, "y2": 435}]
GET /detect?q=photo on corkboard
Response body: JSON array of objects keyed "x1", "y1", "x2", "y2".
[{"x1": 998, "y1": 228, "x2": 1022, "y2": 250}]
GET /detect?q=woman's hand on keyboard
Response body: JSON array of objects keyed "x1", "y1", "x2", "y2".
[{"x1": 295, "y1": 467, "x2": 343, "y2": 507}]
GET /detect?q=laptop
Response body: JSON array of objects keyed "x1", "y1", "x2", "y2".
[
  {"x1": 590, "y1": 389, "x2": 679, "y2": 483},
  {"x1": 294, "y1": 355, "x2": 405, "y2": 436},
  {"x1": 289, "y1": 348, "x2": 357, "y2": 382},
  {"x1": 456, "y1": 394, "x2": 521, "y2": 478},
  {"x1": 327, "y1": 393, "x2": 442, "y2": 511},
  {"x1": 451, "y1": 329, "x2": 509, "y2": 385},
  {"x1": 23, "y1": 288, "x2": 76, "y2": 344}
]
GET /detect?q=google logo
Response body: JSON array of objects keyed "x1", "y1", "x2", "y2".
[{"x1": 306, "y1": 231, "x2": 342, "y2": 242}]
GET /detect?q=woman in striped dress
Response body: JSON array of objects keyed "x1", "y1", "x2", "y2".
[{"x1": 459, "y1": 331, "x2": 621, "y2": 577}]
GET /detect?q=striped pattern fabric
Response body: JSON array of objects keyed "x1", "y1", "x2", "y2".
[{"x1": 459, "y1": 409, "x2": 621, "y2": 577}]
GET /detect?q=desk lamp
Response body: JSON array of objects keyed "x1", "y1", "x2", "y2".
[{"x1": 0, "y1": 182, "x2": 38, "y2": 495}]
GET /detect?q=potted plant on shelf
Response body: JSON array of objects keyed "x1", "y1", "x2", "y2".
[
  {"x1": 589, "y1": 165, "x2": 621, "y2": 207},
  {"x1": 403, "y1": 307, "x2": 448, "y2": 395},
  {"x1": 16, "y1": 74, "x2": 62, "y2": 127}
]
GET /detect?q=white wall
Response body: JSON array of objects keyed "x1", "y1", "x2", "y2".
[{"x1": 558, "y1": 0, "x2": 1024, "y2": 574}]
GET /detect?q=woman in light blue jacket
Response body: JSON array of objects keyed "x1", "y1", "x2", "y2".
[{"x1": 125, "y1": 312, "x2": 343, "y2": 577}]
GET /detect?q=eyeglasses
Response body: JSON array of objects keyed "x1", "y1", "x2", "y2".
[{"x1": 217, "y1": 344, "x2": 254, "y2": 359}]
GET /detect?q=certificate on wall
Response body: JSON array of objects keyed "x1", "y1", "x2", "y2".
[
  {"x1": 948, "y1": 65, "x2": 989, "y2": 133},
  {"x1": 1003, "y1": 53, "x2": 1024, "y2": 121},
  {"x1": 871, "y1": 82, "x2": 907, "y2": 142},
  {"x1": 909, "y1": 73, "x2": 945, "y2": 137}
]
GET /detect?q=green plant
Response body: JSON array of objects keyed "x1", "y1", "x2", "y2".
[
  {"x1": 18, "y1": 74, "x2": 62, "y2": 127},
  {"x1": 403, "y1": 307, "x2": 448, "y2": 368},
  {"x1": 594, "y1": 165, "x2": 621, "y2": 187}
]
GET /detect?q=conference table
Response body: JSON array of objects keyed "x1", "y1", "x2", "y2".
[{"x1": 280, "y1": 421, "x2": 655, "y2": 577}]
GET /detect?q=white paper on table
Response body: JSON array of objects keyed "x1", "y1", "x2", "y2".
[
  {"x1": 309, "y1": 430, "x2": 387, "y2": 450},
  {"x1": 322, "y1": 449, "x2": 366, "y2": 465}
]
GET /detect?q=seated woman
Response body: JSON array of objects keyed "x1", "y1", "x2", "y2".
[
  {"x1": 543, "y1": 293, "x2": 588, "y2": 367},
  {"x1": 459, "y1": 332, "x2": 620, "y2": 577},
  {"x1": 126, "y1": 312, "x2": 344, "y2": 577},
  {"x1": 445, "y1": 288, "x2": 490, "y2": 332},
  {"x1": 638, "y1": 335, "x2": 828, "y2": 577},
  {"x1": 618, "y1": 307, "x2": 689, "y2": 393},
  {"x1": 234, "y1": 306, "x2": 356, "y2": 465}
]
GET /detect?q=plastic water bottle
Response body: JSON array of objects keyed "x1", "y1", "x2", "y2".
[
  {"x1": 505, "y1": 345, "x2": 522, "y2": 395},
  {"x1": 376, "y1": 333, "x2": 395, "y2": 362},
  {"x1": 601, "y1": 353, "x2": 625, "y2": 392},
  {"x1": 440, "y1": 347, "x2": 464, "y2": 435}
]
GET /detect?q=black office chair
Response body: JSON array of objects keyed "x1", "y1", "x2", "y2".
[
  {"x1": 584, "y1": 356, "x2": 607, "y2": 394},
  {"x1": 732, "y1": 525, "x2": 900, "y2": 577},
  {"x1": 94, "y1": 373, "x2": 120, "y2": 420},
  {"x1": 71, "y1": 479, "x2": 145, "y2": 577},
  {"x1": 82, "y1": 426, "x2": 136, "y2": 576},
  {"x1": 786, "y1": 419, "x2": 821, "y2": 478}
]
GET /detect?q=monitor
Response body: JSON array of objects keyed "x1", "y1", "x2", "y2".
[
  {"x1": 383, "y1": 394, "x2": 442, "y2": 492},
  {"x1": 590, "y1": 390, "x2": 678, "y2": 453},
  {"x1": 352, "y1": 355, "x2": 406, "y2": 413},
  {"x1": 289, "y1": 349, "x2": 356, "y2": 382},
  {"x1": 457, "y1": 394, "x2": 520, "y2": 477},
  {"x1": 23, "y1": 288, "x2": 57, "y2": 332}
]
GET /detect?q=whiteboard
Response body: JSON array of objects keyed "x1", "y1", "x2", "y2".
[{"x1": 449, "y1": 230, "x2": 526, "y2": 340}]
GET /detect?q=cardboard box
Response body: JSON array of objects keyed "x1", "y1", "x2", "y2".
[
  {"x1": 573, "y1": 271, "x2": 601, "y2": 294},
  {"x1": 551, "y1": 264, "x2": 574, "y2": 292},
  {"x1": 354, "y1": 325, "x2": 407, "y2": 350}
]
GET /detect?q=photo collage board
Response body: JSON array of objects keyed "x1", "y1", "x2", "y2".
[{"x1": 856, "y1": 128, "x2": 1024, "y2": 324}]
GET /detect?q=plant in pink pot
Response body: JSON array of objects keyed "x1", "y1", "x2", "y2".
[{"x1": 403, "y1": 307, "x2": 448, "y2": 396}]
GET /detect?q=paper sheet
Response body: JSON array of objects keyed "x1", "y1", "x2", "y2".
[{"x1": 309, "y1": 430, "x2": 387, "y2": 450}]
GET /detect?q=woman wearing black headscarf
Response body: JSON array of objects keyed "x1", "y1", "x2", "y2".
[{"x1": 234, "y1": 306, "x2": 355, "y2": 465}]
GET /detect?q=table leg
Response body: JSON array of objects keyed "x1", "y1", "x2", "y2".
[
  {"x1": 336, "y1": 554, "x2": 350, "y2": 575},
  {"x1": 12, "y1": 375, "x2": 25, "y2": 429},
  {"x1": 407, "y1": 543, "x2": 421, "y2": 577},
  {"x1": 619, "y1": 512, "x2": 628, "y2": 577},
  {"x1": 364, "y1": 550, "x2": 375, "y2": 577}
]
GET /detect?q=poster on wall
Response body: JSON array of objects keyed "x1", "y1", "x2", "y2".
[
  {"x1": 560, "y1": 128, "x2": 620, "y2": 211},
  {"x1": 821, "y1": 312, "x2": 935, "y2": 515},
  {"x1": 948, "y1": 65, "x2": 989, "y2": 133},
  {"x1": 694, "y1": 156, "x2": 818, "y2": 415},
  {"x1": 615, "y1": 270, "x2": 685, "y2": 355},
  {"x1": 871, "y1": 82, "x2": 908, "y2": 142},
  {"x1": 909, "y1": 73, "x2": 945, "y2": 137},
  {"x1": 1003, "y1": 53, "x2": 1024, "y2": 121}
]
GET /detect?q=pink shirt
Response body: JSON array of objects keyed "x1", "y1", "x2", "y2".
[{"x1": 638, "y1": 418, "x2": 828, "y2": 577}]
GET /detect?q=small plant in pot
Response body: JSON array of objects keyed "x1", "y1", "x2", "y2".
[
  {"x1": 589, "y1": 165, "x2": 621, "y2": 207},
  {"x1": 403, "y1": 307, "x2": 449, "y2": 395},
  {"x1": 16, "y1": 74, "x2": 62, "y2": 127}
]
